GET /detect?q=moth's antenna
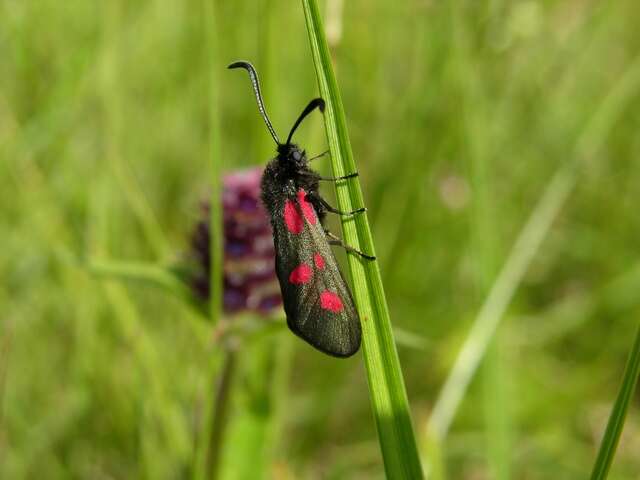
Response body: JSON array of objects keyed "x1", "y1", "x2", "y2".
[
  {"x1": 228, "y1": 61, "x2": 280, "y2": 145},
  {"x1": 286, "y1": 98, "x2": 325, "y2": 146}
]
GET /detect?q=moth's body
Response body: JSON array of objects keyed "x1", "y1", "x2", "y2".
[
  {"x1": 261, "y1": 143, "x2": 360, "y2": 357},
  {"x1": 229, "y1": 60, "x2": 370, "y2": 358}
]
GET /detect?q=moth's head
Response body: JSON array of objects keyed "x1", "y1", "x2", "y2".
[{"x1": 277, "y1": 143, "x2": 306, "y2": 167}]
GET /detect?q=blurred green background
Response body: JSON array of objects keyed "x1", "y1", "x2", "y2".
[{"x1": 2, "y1": 0, "x2": 640, "y2": 478}]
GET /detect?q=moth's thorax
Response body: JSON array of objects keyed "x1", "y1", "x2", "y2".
[{"x1": 260, "y1": 143, "x2": 321, "y2": 221}]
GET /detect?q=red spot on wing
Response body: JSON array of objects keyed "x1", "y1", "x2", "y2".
[
  {"x1": 284, "y1": 199, "x2": 304, "y2": 234},
  {"x1": 314, "y1": 253, "x2": 325, "y2": 270},
  {"x1": 297, "y1": 189, "x2": 317, "y2": 225},
  {"x1": 289, "y1": 263, "x2": 313, "y2": 284},
  {"x1": 320, "y1": 290, "x2": 343, "y2": 313}
]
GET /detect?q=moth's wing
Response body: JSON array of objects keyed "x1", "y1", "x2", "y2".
[{"x1": 272, "y1": 195, "x2": 360, "y2": 357}]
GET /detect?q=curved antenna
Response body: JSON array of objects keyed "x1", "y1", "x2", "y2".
[
  {"x1": 228, "y1": 61, "x2": 280, "y2": 145},
  {"x1": 286, "y1": 98, "x2": 325, "y2": 145}
]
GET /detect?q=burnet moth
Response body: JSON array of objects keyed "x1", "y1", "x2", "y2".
[{"x1": 228, "y1": 61, "x2": 374, "y2": 358}]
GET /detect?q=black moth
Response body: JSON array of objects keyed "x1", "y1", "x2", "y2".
[{"x1": 229, "y1": 61, "x2": 374, "y2": 358}]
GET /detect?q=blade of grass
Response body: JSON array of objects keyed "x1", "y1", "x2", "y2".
[
  {"x1": 199, "y1": 0, "x2": 227, "y2": 479},
  {"x1": 87, "y1": 259, "x2": 193, "y2": 300},
  {"x1": 206, "y1": 0, "x2": 223, "y2": 330},
  {"x1": 590, "y1": 321, "x2": 640, "y2": 480},
  {"x1": 301, "y1": 1, "x2": 423, "y2": 478},
  {"x1": 86, "y1": 258, "x2": 213, "y2": 330}
]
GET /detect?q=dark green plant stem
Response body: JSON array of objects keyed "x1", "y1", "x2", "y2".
[
  {"x1": 205, "y1": 350, "x2": 237, "y2": 480},
  {"x1": 301, "y1": 1, "x2": 423, "y2": 477},
  {"x1": 590, "y1": 322, "x2": 640, "y2": 480}
]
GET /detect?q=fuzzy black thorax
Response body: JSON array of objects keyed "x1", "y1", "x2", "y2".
[{"x1": 260, "y1": 143, "x2": 323, "y2": 222}]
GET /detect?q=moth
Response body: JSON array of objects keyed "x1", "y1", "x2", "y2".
[{"x1": 229, "y1": 61, "x2": 374, "y2": 358}]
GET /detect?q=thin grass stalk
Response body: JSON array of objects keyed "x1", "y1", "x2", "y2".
[
  {"x1": 88, "y1": 259, "x2": 193, "y2": 301},
  {"x1": 301, "y1": 1, "x2": 423, "y2": 477},
  {"x1": 590, "y1": 322, "x2": 640, "y2": 479},
  {"x1": 199, "y1": 1, "x2": 227, "y2": 479},
  {"x1": 87, "y1": 259, "x2": 211, "y2": 340},
  {"x1": 206, "y1": 2, "x2": 223, "y2": 327}
]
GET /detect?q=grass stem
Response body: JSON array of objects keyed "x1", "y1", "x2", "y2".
[
  {"x1": 590, "y1": 322, "x2": 640, "y2": 479},
  {"x1": 301, "y1": 1, "x2": 423, "y2": 477}
]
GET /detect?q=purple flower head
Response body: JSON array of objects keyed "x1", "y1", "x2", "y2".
[{"x1": 186, "y1": 167, "x2": 281, "y2": 315}]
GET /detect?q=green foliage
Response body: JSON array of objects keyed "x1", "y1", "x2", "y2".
[{"x1": 2, "y1": 1, "x2": 640, "y2": 478}]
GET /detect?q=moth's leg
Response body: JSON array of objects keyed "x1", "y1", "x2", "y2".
[
  {"x1": 325, "y1": 229, "x2": 376, "y2": 260},
  {"x1": 308, "y1": 150, "x2": 329, "y2": 162},
  {"x1": 317, "y1": 172, "x2": 359, "y2": 181},
  {"x1": 296, "y1": 170, "x2": 359, "y2": 181},
  {"x1": 306, "y1": 191, "x2": 366, "y2": 216}
]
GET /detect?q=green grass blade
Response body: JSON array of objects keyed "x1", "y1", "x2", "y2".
[
  {"x1": 301, "y1": 1, "x2": 423, "y2": 477},
  {"x1": 196, "y1": 2, "x2": 227, "y2": 480},
  {"x1": 87, "y1": 259, "x2": 193, "y2": 300},
  {"x1": 206, "y1": 0, "x2": 223, "y2": 327},
  {"x1": 590, "y1": 322, "x2": 640, "y2": 480}
]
